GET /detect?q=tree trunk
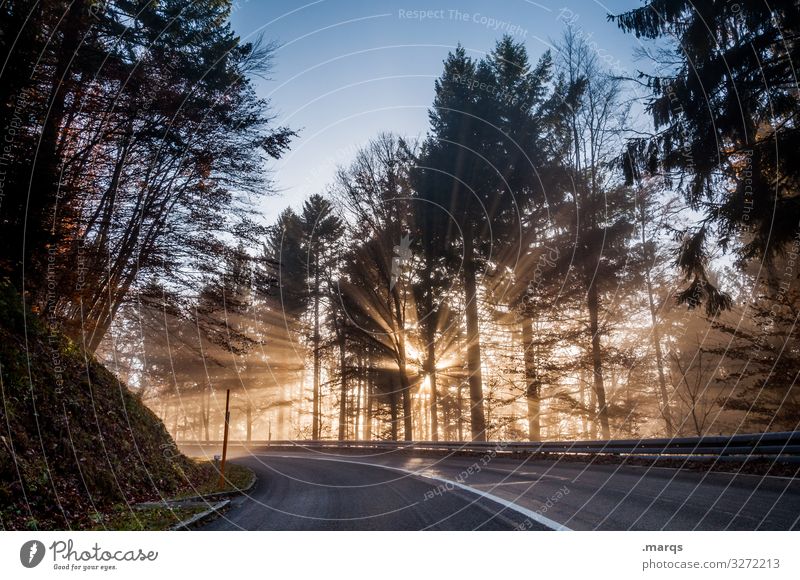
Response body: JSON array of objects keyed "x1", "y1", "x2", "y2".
[
  {"x1": 354, "y1": 355, "x2": 363, "y2": 440},
  {"x1": 203, "y1": 388, "x2": 210, "y2": 442},
  {"x1": 579, "y1": 371, "x2": 588, "y2": 438},
  {"x1": 587, "y1": 282, "x2": 611, "y2": 439},
  {"x1": 27, "y1": 1, "x2": 86, "y2": 281},
  {"x1": 589, "y1": 371, "x2": 598, "y2": 438},
  {"x1": 171, "y1": 402, "x2": 179, "y2": 436},
  {"x1": 640, "y1": 204, "x2": 674, "y2": 436},
  {"x1": 389, "y1": 278, "x2": 413, "y2": 441},
  {"x1": 389, "y1": 380, "x2": 399, "y2": 441},
  {"x1": 338, "y1": 329, "x2": 347, "y2": 440},
  {"x1": 278, "y1": 384, "x2": 287, "y2": 439},
  {"x1": 420, "y1": 253, "x2": 440, "y2": 441},
  {"x1": 196, "y1": 403, "x2": 204, "y2": 442},
  {"x1": 312, "y1": 263, "x2": 321, "y2": 439},
  {"x1": 521, "y1": 318, "x2": 541, "y2": 441},
  {"x1": 426, "y1": 337, "x2": 439, "y2": 442},
  {"x1": 457, "y1": 381, "x2": 464, "y2": 442},
  {"x1": 462, "y1": 233, "x2": 487, "y2": 441},
  {"x1": 400, "y1": 373, "x2": 413, "y2": 441},
  {"x1": 365, "y1": 362, "x2": 373, "y2": 440}
]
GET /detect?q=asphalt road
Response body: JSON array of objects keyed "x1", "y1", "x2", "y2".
[
  {"x1": 201, "y1": 453, "x2": 541, "y2": 530},
  {"x1": 198, "y1": 449, "x2": 800, "y2": 531}
]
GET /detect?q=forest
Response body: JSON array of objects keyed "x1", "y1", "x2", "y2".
[{"x1": 1, "y1": 0, "x2": 798, "y2": 445}]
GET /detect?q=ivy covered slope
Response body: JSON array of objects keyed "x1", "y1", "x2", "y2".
[{"x1": 0, "y1": 279, "x2": 201, "y2": 530}]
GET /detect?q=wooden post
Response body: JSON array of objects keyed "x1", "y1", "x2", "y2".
[{"x1": 218, "y1": 389, "x2": 231, "y2": 490}]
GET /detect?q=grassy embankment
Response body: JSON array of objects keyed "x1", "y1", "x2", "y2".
[{"x1": 0, "y1": 280, "x2": 251, "y2": 530}]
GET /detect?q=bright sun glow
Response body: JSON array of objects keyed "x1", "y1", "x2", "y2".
[{"x1": 405, "y1": 344, "x2": 421, "y2": 362}]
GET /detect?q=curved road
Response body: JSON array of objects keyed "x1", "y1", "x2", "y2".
[
  {"x1": 202, "y1": 454, "x2": 540, "y2": 530},
  {"x1": 197, "y1": 450, "x2": 800, "y2": 531}
]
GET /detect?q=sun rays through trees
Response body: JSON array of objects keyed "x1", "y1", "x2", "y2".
[{"x1": 5, "y1": 1, "x2": 798, "y2": 445}]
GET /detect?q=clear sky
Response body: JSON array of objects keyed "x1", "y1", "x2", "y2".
[{"x1": 228, "y1": 0, "x2": 647, "y2": 223}]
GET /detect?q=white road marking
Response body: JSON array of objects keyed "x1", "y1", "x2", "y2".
[
  {"x1": 484, "y1": 468, "x2": 571, "y2": 481},
  {"x1": 271, "y1": 454, "x2": 572, "y2": 531},
  {"x1": 471, "y1": 480, "x2": 556, "y2": 487}
]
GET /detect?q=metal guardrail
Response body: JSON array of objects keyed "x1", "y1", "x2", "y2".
[{"x1": 176, "y1": 430, "x2": 800, "y2": 460}]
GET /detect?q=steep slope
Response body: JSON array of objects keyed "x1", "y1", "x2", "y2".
[{"x1": 0, "y1": 279, "x2": 202, "y2": 530}]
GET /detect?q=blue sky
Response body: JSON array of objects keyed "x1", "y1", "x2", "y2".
[{"x1": 229, "y1": 0, "x2": 647, "y2": 222}]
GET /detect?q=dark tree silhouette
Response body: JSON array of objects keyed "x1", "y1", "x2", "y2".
[{"x1": 613, "y1": 1, "x2": 799, "y2": 312}]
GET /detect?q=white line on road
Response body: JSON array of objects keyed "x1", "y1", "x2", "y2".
[
  {"x1": 415, "y1": 470, "x2": 572, "y2": 531},
  {"x1": 271, "y1": 454, "x2": 572, "y2": 531},
  {"x1": 470, "y1": 480, "x2": 558, "y2": 487},
  {"x1": 483, "y1": 468, "x2": 571, "y2": 481}
]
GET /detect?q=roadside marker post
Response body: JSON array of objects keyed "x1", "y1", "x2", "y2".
[{"x1": 218, "y1": 389, "x2": 231, "y2": 490}]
